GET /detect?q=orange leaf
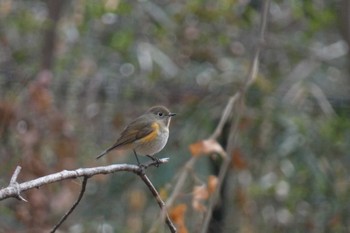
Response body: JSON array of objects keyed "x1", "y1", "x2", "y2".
[
  {"x1": 189, "y1": 139, "x2": 225, "y2": 157},
  {"x1": 192, "y1": 185, "x2": 209, "y2": 212},
  {"x1": 207, "y1": 175, "x2": 218, "y2": 195},
  {"x1": 193, "y1": 185, "x2": 209, "y2": 200},
  {"x1": 170, "y1": 204, "x2": 187, "y2": 223},
  {"x1": 170, "y1": 204, "x2": 188, "y2": 233}
]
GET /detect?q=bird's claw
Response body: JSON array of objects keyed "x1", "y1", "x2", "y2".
[{"x1": 147, "y1": 155, "x2": 161, "y2": 167}]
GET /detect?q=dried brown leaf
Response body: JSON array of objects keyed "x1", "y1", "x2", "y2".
[
  {"x1": 192, "y1": 185, "x2": 209, "y2": 212},
  {"x1": 189, "y1": 139, "x2": 225, "y2": 157}
]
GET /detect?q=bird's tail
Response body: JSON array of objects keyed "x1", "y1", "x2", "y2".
[
  {"x1": 96, "y1": 150, "x2": 108, "y2": 159},
  {"x1": 96, "y1": 143, "x2": 124, "y2": 159}
]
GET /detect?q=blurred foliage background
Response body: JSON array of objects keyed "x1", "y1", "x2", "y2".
[{"x1": 0, "y1": 0, "x2": 350, "y2": 232}]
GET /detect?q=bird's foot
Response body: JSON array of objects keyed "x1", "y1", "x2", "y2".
[{"x1": 146, "y1": 155, "x2": 161, "y2": 167}]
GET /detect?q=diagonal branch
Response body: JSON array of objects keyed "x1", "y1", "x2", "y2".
[
  {"x1": 138, "y1": 172, "x2": 177, "y2": 233},
  {"x1": 199, "y1": 0, "x2": 271, "y2": 232},
  {"x1": 210, "y1": 94, "x2": 240, "y2": 140},
  {"x1": 50, "y1": 176, "x2": 89, "y2": 233}
]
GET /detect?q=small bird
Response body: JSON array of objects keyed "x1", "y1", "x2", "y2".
[{"x1": 96, "y1": 105, "x2": 176, "y2": 165}]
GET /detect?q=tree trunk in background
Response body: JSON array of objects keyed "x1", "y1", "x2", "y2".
[{"x1": 41, "y1": 0, "x2": 66, "y2": 70}]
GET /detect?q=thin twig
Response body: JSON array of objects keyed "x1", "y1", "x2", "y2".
[
  {"x1": 138, "y1": 173, "x2": 177, "y2": 233},
  {"x1": 160, "y1": 94, "x2": 239, "y2": 218},
  {"x1": 199, "y1": 1, "x2": 271, "y2": 232},
  {"x1": 8, "y1": 166, "x2": 27, "y2": 202},
  {"x1": 9, "y1": 166, "x2": 22, "y2": 184},
  {"x1": 50, "y1": 176, "x2": 89, "y2": 233},
  {"x1": 243, "y1": 0, "x2": 270, "y2": 91},
  {"x1": 210, "y1": 94, "x2": 239, "y2": 140},
  {"x1": 148, "y1": 156, "x2": 198, "y2": 233}
]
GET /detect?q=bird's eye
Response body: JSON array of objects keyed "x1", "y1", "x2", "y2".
[{"x1": 158, "y1": 112, "x2": 164, "y2": 117}]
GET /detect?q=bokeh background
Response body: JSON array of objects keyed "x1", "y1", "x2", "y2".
[{"x1": 0, "y1": 0, "x2": 350, "y2": 232}]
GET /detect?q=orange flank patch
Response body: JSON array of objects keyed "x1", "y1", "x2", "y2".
[{"x1": 139, "y1": 122, "x2": 159, "y2": 143}]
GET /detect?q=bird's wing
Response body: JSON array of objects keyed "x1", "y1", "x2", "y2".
[
  {"x1": 96, "y1": 116, "x2": 154, "y2": 159},
  {"x1": 106, "y1": 116, "x2": 154, "y2": 150}
]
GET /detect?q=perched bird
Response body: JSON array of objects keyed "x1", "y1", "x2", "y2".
[{"x1": 96, "y1": 105, "x2": 176, "y2": 165}]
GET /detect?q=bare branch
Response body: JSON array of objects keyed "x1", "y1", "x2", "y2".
[
  {"x1": 200, "y1": 1, "x2": 271, "y2": 232},
  {"x1": 0, "y1": 158, "x2": 176, "y2": 232},
  {"x1": 210, "y1": 94, "x2": 239, "y2": 140},
  {"x1": 50, "y1": 176, "x2": 89, "y2": 233},
  {"x1": 148, "y1": 156, "x2": 197, "y2": 233},
  {"x1": 138, "y1": 173, "x2": 177, "y2": 233},
  {"x1": 0, "y1": 158, "x2": 168, "y2": 201}
]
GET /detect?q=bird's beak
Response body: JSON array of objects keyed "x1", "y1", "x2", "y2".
[{"x1": 168, "y1": 112, "x2": 176, "y2": 117}]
